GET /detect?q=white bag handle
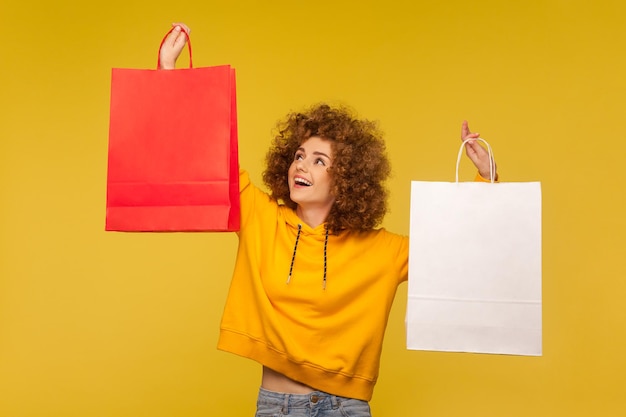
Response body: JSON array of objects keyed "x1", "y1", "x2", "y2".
[{"x1": 455, "y1": 138, "x2": 496, "y2": 183}]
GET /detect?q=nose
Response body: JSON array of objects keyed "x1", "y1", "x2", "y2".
[{"x1": 295, "y1": 159, "x2": 307, "y2": 172}]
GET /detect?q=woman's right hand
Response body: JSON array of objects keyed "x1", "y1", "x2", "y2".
[{"x1": 159, "y1": 23, "x2": 191, "y2": 70}]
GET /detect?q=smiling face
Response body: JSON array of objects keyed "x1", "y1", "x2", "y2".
[{"x1": 288, "y1": 136, "x2": 335, "y2": 220}]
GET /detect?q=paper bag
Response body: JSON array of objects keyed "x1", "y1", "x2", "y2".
[
  {"x1": 406, "y1": 139, "x2": 542, "y2": 356},
  {"x1": 106, "y1": 28, "x2": 239, "y2": 232}
]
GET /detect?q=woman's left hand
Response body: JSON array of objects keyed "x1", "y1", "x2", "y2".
[{"x1": 461, "y1": 120, "x2": 497, "y2": 180}]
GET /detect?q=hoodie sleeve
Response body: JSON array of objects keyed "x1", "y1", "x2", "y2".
[
  {"x1": 396, "y1": 234, "x2": 410, "y2": 284},
  {"x1": 238, "y1": 169, "x2": 277, "y2": 233}
]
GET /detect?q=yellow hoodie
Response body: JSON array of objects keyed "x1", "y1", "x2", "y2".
[
  {"x1": 218, "y1": 170, "x2": 494, "y2": 400},
  {"x1": 217, "y1": 171, "x2": 409, "y2": 401}
]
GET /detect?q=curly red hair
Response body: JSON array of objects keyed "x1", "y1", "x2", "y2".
[{"x1": 262, "y1": 103, "x2": 391, "y2": 233}]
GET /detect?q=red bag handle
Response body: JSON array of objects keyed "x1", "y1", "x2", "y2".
[{"x1": 157, "y1": 27, "x2": 193, "y2": 69}]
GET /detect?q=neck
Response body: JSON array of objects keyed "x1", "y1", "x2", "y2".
[{"x1": 295, "y1": 205, "x2": 330, "y2": 229}]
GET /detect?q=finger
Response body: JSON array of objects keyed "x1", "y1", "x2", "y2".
[
  {"x1": 461, "y1": 120, "x2": 469, "y2": 139},
  {"x1": 164, "y1": 27, "x2": 188, "y2": 53},
  {"x1": 171, "y1": 25, "x2": 186, "y2": 45},
  {"x1": 172, "y1": 22, "x2": 191, "y2": 35},
  {"x1": 161, "y1": 25, "x2": 181, "y2": 49},
  {"x1": 461, "y1": 120, "x2": 480, "y2": 141},
  {"x1": 466, "y1": 140, "x2": 486, "y2": 155},
  {"x1": 462, "y1": 135, "x2": 481, "y2": 153},
  {"x1": 465, "y1": 141, "x2": 487, "y2": 163},
  {"x1": 173, "y1": 32, "x2": 188, "y2": 49},
  {"x1": 464, "y1": 142, "x2": 478, "y2": 159}
]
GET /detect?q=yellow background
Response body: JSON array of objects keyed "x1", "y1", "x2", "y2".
[{"x1": 1, "y1": 1, "x2": 625, "y2": 416}]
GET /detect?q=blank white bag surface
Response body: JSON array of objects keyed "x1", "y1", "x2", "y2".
[{"x1": 406, "y1": 181, "x2": 542, "y2": 356}]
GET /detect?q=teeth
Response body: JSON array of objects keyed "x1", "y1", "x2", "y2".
[{"x1": 295, "y1": 177, "x2": 312, "y2": 186}]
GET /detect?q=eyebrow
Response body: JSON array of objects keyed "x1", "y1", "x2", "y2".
[{"x1": 297, "y1": 147, "x2": 331, "y2": 160}]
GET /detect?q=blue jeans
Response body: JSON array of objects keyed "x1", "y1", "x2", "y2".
[{"x1": 255, "y1": 387, "x2": 372, "y2": 417}]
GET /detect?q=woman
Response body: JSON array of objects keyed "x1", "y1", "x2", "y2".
[{"x1": 160, "y1": 24, "x2": 497, "y2": 417}]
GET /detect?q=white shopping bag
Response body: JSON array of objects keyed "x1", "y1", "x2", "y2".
[{"x1": 406, "y1": 139, "x2": 542, "y2": 356}]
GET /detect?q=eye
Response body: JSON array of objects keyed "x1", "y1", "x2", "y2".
[
  {"x1": 294, "y1": 152, "x2": 304, "y2": 161},
  {"x1": 315, "y1": 158, "x2": 326, "y2": 166}
]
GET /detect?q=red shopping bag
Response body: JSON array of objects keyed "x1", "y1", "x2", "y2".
[{"x1": 106, "y1": 28, "x2": 240, "y2": 232}]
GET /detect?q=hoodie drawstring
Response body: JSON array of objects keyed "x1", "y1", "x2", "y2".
[
  {"x1": 286, "y1": 224, "x2": 329, "y2": 289},
  {"x1": 286, "y1": 224, "x2": 302, "y2": 285},
  {"x1": 322, "y1": 225, "x2": 329, "y2": 289}
]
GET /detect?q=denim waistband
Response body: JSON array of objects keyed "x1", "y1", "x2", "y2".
[
  {"x1": 256, "y1": 387, "x2": 372, "y2": 417},
  {"x1": 258, "y1": 387, "x2": 340, "y2": 409}
]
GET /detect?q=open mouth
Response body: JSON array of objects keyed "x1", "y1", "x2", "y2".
[{"x1": 294, "y1": 177, "x2": 312, "y2": 186}]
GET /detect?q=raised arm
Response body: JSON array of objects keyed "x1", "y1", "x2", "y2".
[
  {"x1": 158, "y1": 23, "x2": 191, "y2": 70},
  {"x1": 461, "y1": 120, "x2": 498, "y2": 181}
]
